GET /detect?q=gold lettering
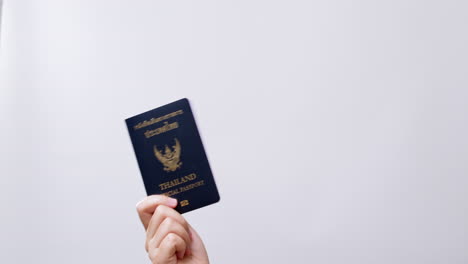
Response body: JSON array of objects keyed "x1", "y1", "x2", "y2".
[
  {"x1": 179, "y1": 180, "x2": 204, "y2": 192},
  {"x1": 134, "y1": 110, "x2": 183, "y2": 130},
  {"x1": 144, "y1": 121, "x2": 179, "y2": 138},
  {"x1": 159, "y1": 173, "x2": 197, "y2": 191},
  {"x1": 159, "y1": 174, "x2": 204, "y2": 196},
  {"x1": 160, "y1": 179, "x2": 205, "y2": 196},
  {"x1": 162, "y1": 189, "x2": 180, "y2": 196}
]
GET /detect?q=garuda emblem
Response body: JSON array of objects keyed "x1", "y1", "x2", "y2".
[{"x1": 153, "y1": 138, "x2": 182, "y2": 172}]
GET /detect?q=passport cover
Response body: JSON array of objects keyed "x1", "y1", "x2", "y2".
[{"x1": 125, "y1": 98, "x2": 220, "y2": 214}]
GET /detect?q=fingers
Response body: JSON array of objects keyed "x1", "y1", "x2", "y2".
[
  {"x1": 146, "y1": 204, "x2": 189, "y2": 244},
  {"x1": 137, "y1": 196, "x2": 196, "y2": 263},
  {"x1": 151, "y1": 217, "x2": 191, "y2": 252},
  {"x1": 136, "y1": 195, "x2": 178, "y2": 229},
  {"x1": 149, "y1": 233, "x2": 187, "y2": 262}
]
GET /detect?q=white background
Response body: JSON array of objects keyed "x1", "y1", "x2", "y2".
[{"x1": 1, "y1": 0, "x2": 467, "y2": 263}]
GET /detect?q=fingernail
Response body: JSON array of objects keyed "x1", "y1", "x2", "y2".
[
  {"x1": 135, "y1": 198, "x2": 144, "y2": 208},
  {"x1": 168, "y1": 197, "x2": 178, "y2": 207}
]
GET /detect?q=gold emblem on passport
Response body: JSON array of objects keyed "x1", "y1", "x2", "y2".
[
  {"x1": 180, "y1": 200, "x2": 189, "y2": 207},
  {"x1": 154, "y1": 138, "x2": 182, "y2": 172}
]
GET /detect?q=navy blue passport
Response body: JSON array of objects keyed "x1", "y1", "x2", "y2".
[{"x1": 125, "y1": 98, "x2": 220, "y2": 214}]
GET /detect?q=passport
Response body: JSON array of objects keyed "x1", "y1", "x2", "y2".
[{"x1": 125, "y1": 98, "x2": 220, "y2": 214}]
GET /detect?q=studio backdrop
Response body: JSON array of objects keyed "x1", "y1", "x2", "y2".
[{"x1": 1, "y1": 0, "x2": 467, "y2": 263}]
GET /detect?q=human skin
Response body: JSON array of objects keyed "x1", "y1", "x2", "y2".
[{"x1": 136, "y1": 195, "x2": 210, "y2": 264}]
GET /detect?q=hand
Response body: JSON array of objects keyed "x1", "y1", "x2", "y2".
[{"x1": 136, "y1": 195, "x2": 210, "y2": 264}]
